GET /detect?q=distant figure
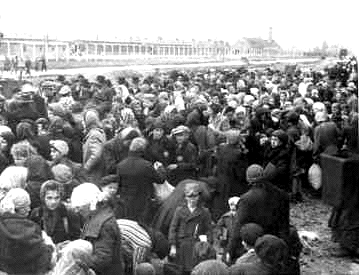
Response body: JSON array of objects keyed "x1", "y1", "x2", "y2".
[
  {"x1": 25, "y1": 59, "x2": 32, "y2": 77},
  {"x1": 41, "y1": 55, "x2": 47, "y2": 72}
]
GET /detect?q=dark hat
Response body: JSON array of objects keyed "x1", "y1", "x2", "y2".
[
  {"x1": 99, "y1": 175, "x2": 119, "y2": 187},
  {"x1": 56, "y1": 75, "x2": 66, "y2": 82},
  {"x1": 240, "y1": 223, "x2": 264, "y2": 246},
  {"x1": 96, "y1": 75, "x2": 106, "y2": 85},
  {"x1": 246, "y1": 164, "x2": 264, "y2": 183},
  {"x1": 272, "y1": 129, "x2": 288, "y2": 145},
  {"x1": 152, "y1": 118, "x2": 165, "y2": 130}
]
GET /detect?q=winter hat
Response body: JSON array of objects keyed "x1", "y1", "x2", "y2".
[
  {"x1": 271, "y1": 129, "x2": 288, "y2": 145},
  {"x1": 240, "y1": 223, "x2": 264, "y2": 246},
  {"x1": 228, "y1": 196, "x2": 241, "y2": 206},
  {"x1": 51, "y1": 164, "x2": 73, "y2": 183},
  {"x1": 246, "y1": 164, "x2": 264, "y2": 183},
  {"x1": 0, "y1": 166, "x2": 28, "y2": 190},
  {"x1": 71, "y1": 183, "x2": 102, "y2": 210},
  {"x1": 191, "y1": 260, "x2": 229, "y2": 275},
  {"x1": 255, "y1": 234, "x2": 288, "y2": 269},
  {"x1": 315, "y1": 111, "x2": 328, "y2": 123},
  {"x1": 50, "y1": 139, "x2": 69, "y2": 156},
  {"x1": 135, "y1": 263, "x2": 156, "y2": 275},
  {"x1": 129, "y1": 137, "x2": 148, "y2": 153},
  {"x1": 83, "y1": 110, "x2": 101, "y2": 128},
  {"x1": 0, "y1": 188, "x2": 30, "y2": 215},
  {"x1": 312, "y1": 102, "x2": 326, "y2": 114}
]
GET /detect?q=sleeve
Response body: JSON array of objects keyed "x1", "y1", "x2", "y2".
[
  {"x1": 147, "y1": 163, "x2": 164, "y2": 184},
  {"x1": 168, "y1": 207, "x2": 181, "y2": 246},
  {"x1": 88, "y1": 220, "x2": 117, "y2": 272},
  {"x1": 84, "y1": 134, "x2": 104, "y2": 171},
  {"x1": 102, "y1": 143, "x2": 116, "y2": 174},
  {"x1": 201, "y1": 208, "x2": 213, "y2": 244}
]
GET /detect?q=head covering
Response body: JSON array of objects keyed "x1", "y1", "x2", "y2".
[
  {"x1": 51, "y1": 164, "x2": 73, "y2": 183},
  {"x1": 228, "y1": 196, "x2": 240, "y2": 206},
  {"x1": 135, "y1": 263, "x2": 156, "y2": 275},
  {"x1": 0, "y1": 166, "x2": 28, "y2": 190},
  {"x1": 240, "y1": 223, "x2": 264, "y2": 246},
  {"x1": 16, "y1": 121, "x2": 35, "y2": 140},
  {"x1": 272, "y1": 129, "x2": 288, "y2": 145},
  {"x1": 0, "y1": 188, "x2": 30, "y2": 215},
  {"x1": 52, "y1": 239, "x2": 94, "y2": 275},
  {"x1": 0, "y1": 125, "x2": 13, "y2": 136},
  {"x1": 246, "y1": 164, "x2": 264, "y2": 183},
  {"x1": 58, "y1": 85, "x2": 71, "y2": 95},
  {"x1": 24, "y1": 155, "x2": 53, "y2": 183},
  {"x1": 39, "y1": 180, "x2": 64, "y2": 203},
  {"x1": 255, "y1": 234, "x2": 288, "y2": 270},
  {"x1": 71, "y1": 183, "x2": 102, "y2": 210},
  {"x1": 83, "y1": 110, "x2": 101, "y2": 129},
  {"x1": 50, "y1": 139, "x2": 69, "y2": 156},
  {"x1": 171, "y1": 125, "x2": 190, "y2": 136},
  {"x1": 312, "y1": 102, "x2": 326, "y2": 114},
  {"x1": 315, "y1": 111, "x2": 328, "y2": 123},
  {"x1": 129, "y1": 137, "x2": 147, "y2": 152},
  {"x1": 119, "y1": 127, "x2": 141, "y2": 141},
  {"x1": 191, "y1": 260, "x2": 229, "y2": 275},
  {"x1": 184, "y1": 182, "x2": 200, "y2": 197}
]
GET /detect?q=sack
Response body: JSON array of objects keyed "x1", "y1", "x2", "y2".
[
  {"x1": 153, "y1": 180, "x2": 175, "y2": 201},
  {"x1": 308, "y1": 164, "x2": 322, "y2": 190}
]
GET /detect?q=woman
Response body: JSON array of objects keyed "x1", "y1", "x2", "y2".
[
  {"x1": 0, "y1": 188, "x2": 55, "y2": 275},
  {"x1": 30, "y1": 180, "x2": 81, "y2": 244},
  {"x1": 0, "y1": 166, "x2": 28, "y2": 198},
  {"x1": 10, "y1": 140, "x2": 38, "y2": 166},
  {"x1": 52, "y1": 239, "x2": 96, "y2": 275},
  {"x1": 0, "y1": 130, "x2": 15, "y2": 174},
  {"x1": 168, "y1": 182, "x2": 212, "y2": 275},
  {"x1": 71, "y1": 183, "x2": 123, "y2": 275}
]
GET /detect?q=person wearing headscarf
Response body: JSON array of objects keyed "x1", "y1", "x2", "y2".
[
  {"x1": 71, "y1": 183, "x2": 123, "y2": 275},
  {"x1": 24, "y1": 155, "x2": 54, "y2": 209},
  {"x1": 116, "y1": 137, "x2": 163, "y2": 225},
  {"x1": 30, "y1": 180, "x2": 81, "y2": 244},
  {"x1": 82, "y1": 110, "x2": 107, "y2": 182},
  {"x1": 51, "y1": 163, "x2": 80, "y2": 202},
  {"x1": 52, "y1": 239, "x2": 96, "y2": 275},
  {"x1": 10, "y1": 140, "x2": 38, "y2": 166},
  {"x1": 168, "y1": 182, "x2": 213, "y2": 274},
  {"x1": 227, "y1": 165, "x2": 290, "y2": 264},
  {"x1": 191, "y1": 259, "x2": 229, "y2": 275},
  {"x1": 0, "y1": 189, "x2": 55, "y2": 275}
]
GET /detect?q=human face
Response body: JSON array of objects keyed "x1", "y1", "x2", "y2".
[
  {"x1": 175, "y1": 133, "x2": 187, "y2": 144},
  {"x1": 12, "y1": 155, "x2": 27, "y2": 166},
  {"x1": 102, "y1": 183, "x2": 118, "y2": 199},
  {"x1": 17, "y1": 202, "x2": 31, "y2": 217},
  {"x1": 152, "y1": 128, "x2": 164, "y2": 140},
  {"x1": 73, "y1": 204, "x2": 91, "y2": 219},
  {"x1": 229, "y1": 202, "x2": 237, "y2": 212},
  {"x1": 50, "y1": 147, "x2": 62, "y2": 161},
  {"x1": 271, "y1": 136, "x2": 281, "y2": 148},
  {"x1": 185, "y1": 193, "x2": 199, "y2": 208},
  {"x1": 0, "y1": 136, "x2": 8, "y2": 151},
  {"x1": 44, "y1": 190, "x2": 61, "y2": 211}
]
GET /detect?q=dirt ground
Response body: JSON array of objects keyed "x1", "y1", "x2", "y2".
[{"x1": 291, "y1": 195, "x2": 359, "y2": 275}]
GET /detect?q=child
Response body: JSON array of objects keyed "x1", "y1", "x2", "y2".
[
  {"x1": 168, "y1": 182, "x2": 212, "y2": 275},
  {"x1": 216, "y1": 196, "x2": 240, "y2": 255},
  {"x1": 235, "y1": 223, "x2": 264, "y2": 265}
]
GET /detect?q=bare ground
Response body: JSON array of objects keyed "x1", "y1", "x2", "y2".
[{"x1": 291, "y1": 196, "x2": 359, "y2": 275}]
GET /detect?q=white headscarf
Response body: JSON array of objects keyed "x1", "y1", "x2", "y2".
[{"x1": 70, "y1": 183, "x2": 103, "y2": 211}]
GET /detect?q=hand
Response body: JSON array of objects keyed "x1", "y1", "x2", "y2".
[
  {"x1": 169, "y1": 245, "x2": 177, "y2": 258},
  {"x1": 167, "y1": 164, "x2": 178, "y2": 170}
]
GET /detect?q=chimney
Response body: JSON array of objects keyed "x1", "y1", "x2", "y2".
[{"x1": 269, "y1": 27, "x2": 273, "y2": 43}]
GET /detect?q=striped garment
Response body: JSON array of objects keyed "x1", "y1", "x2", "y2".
[{"x1": 116, "y1": 219, "x2": 152, "y2": 273}]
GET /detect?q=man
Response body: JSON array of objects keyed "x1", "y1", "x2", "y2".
[
  {"x1": 116, "y1": 137, "x2": 163, "y2": 225},
  {"x1": 227, "y1": 164, "x2": 290, "y2": 262}
]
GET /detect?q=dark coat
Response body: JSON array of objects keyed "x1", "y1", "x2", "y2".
[
  {"x1": 103, "y1": 137, "x2": 128, "y2": 174},
  {"x1": 228, "y1": 181, "x2": 290, "y2": 260},
  {"x1": 30, "y1": 203, "x2": 82, "y2": 244},
  {"x1": 145, "y1": 135, "x2": 176, "y2": 166},
  {"x1": 116, "y1": 152, "x2": 163, "y2": 224},
  {"x1": 167, "y1": 141, "x2": 198, "y2": 186},
  {"x1": 81, "y1": 206, "x2": 123, "y2": 275},
  {"x1": 262, "y1": 145, "x2": 291, "y2": 191},
  {"x1": 168, "y1": 205, "x2": 212, "y2": 271}
]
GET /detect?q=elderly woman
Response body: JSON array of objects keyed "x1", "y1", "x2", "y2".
[
  {"x1": 71, "y1": 183, "x2": 123, "y2": 275},
  {"x1": 0, "y1": 166, "x2": 28, "y2": 201},
  {"x1": 10, "y1": 140, "x2": 38, "y2": 166},
  {"x1": 0, "y1": 130, "x2": 15, "y2": 174},
  {"x1": 30, "y1": 180, "x2": 81, "y2": 244},
  {"x1": 168, "y1": 182, "x2": 212, "y2": 275},
  {"x1": 52, "y1": 239, "x2": 96, "y2": 275}
]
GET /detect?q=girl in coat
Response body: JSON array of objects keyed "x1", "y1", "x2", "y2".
[{"x1": 168, "y1": 182, "x2": 212, "y2": 275}]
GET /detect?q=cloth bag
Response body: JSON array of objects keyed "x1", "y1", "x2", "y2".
[{"x1": 308, "y1": 163, "x2": 322, "y2": 190}]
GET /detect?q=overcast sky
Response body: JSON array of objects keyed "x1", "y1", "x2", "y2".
[{"x1": 1, "y1": 0, "x2": 357, "y2": 52}]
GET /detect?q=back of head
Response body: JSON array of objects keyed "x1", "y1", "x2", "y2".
[
  {"x1": 135, "y1": 262, "x2": 156, "y2": 275},
  {"x1": 129, "y1": 137, "x2": 147, "y2": 153},
  {"x1": 240, "y1": 223, "x2": 264, "y2": 247},
  {"x1": 191, "y1": 260, "x2": 229, "y2": 275},
  {"x1": 246, "y1": 164, "x2": 264, "y2": 183}
]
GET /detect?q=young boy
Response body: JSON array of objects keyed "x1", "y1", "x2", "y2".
[{"x1": 235, "y1": 223, "x2": 264, "y2": 265}]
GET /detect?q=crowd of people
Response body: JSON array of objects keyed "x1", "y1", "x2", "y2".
[{"x1": 0, "y1": 56, "x2": 357, "y2": 275}]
